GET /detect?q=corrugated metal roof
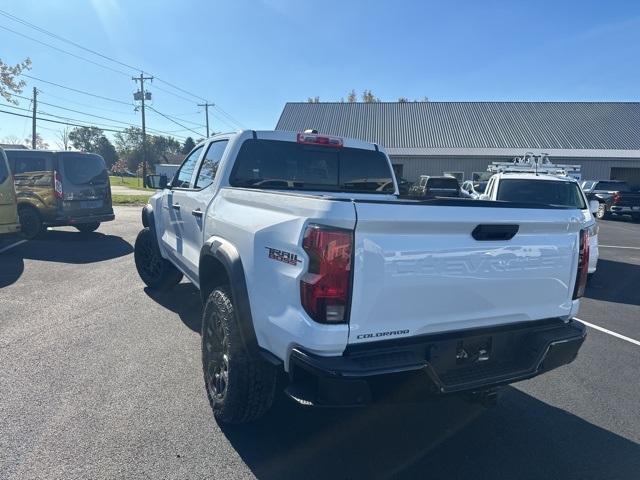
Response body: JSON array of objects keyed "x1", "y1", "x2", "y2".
[{"x1": 275, "y1": 102, "x2": 640, "y2": 150}]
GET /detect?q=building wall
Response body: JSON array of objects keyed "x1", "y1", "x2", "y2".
[{"x1": 390, "y1": 155, "x2": 640, "y2": 182}]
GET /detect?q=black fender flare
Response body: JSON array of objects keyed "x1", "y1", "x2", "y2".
[
  {"x1": 141, "y1": 203, "x2": 157, "y2": 242},
  {"x1": 199, "y1": 237, "x2": 260, "y2": 353}
]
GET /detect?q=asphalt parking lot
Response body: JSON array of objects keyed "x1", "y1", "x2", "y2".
[{"x1": 1, "y1": 206, "x2": 639, "y2": 480}]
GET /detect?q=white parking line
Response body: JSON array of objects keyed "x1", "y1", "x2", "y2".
[
  {"x1": 575, "y1": 317, "x2": 640, "y2": 347},
  {"x1": 599, "y1": 245, "x2": 640, "y2": 250},
  {"x1": 0, "y1": 239, "x2": 27, "y2": 254}
]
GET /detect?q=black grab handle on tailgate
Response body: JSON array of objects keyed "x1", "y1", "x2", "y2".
[{"x1": 472, "y1": 224, "x2": 519, "y2": 241}]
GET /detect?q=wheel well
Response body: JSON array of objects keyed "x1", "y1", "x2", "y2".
[
  {"x1": 199, "y1": 254, "x2": 230, "y2": 303},
  {"x1": 17, "y1": 203, "x2": 40, "y2": 216}
]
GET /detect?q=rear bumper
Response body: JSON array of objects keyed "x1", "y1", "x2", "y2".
[
  {"x1": 49, "y1": 211, "x2": 115, "y2": 226},
  {"x1": 286, "y1": 318, "x2": 586, "y2": 406},
  {"x1": 610, "y1": 206, "x2": 640, "y2": 214}
]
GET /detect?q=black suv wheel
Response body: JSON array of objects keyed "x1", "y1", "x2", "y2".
[
  {"x1": 18, "y1": 206, "x2": 43, "y2": 239},
  {"x1": 75, "y1": 222, "x2": 100, "y2": 233},
  {"x1": 202, "y1": 286, "x2": 276, "y2": 424},
  {"x1": 134, "y1": 228, "x2": 183, "y2": 290}
]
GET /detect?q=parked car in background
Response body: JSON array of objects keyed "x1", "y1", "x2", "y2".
[
  {"x1": 408, "y1": 175, "x2": 461, "y2": 198},
  {"x1": 5, "y1": 149, "x2": 115, "y2": 239},
  {"x1": 483, "y1": 173, "x2": 599, "y2": 275},
  {"x1": 134, "y1": 130, "x2": 588, "y2": 424},
  {"x1": 580, "y1": 180, "x2": 640, "y2": 221},
  {"x1": 461, "y1": 180, "x2": 488, "y2": 199},
  {"x1": 0, "y1": 147, "x2": 20, "y2": 236}
]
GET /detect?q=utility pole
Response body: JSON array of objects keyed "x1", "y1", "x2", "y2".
[
  {"x1": 133, "y1": 73, "x2": 153, "y2": 186},
  {"x1": 31, "y1": 87, "x2": 37, "y2": 149},
  {"x1": 197, "y1": 102, "x2": 214, "y2": 137}
]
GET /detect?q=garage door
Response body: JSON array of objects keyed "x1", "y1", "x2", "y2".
[{"x1": 611, "y1": 168, "x2": 640, "y2": 189}]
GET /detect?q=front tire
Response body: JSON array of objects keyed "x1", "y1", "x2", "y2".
[
  {"x1": 75, "y1": 222, "x2": 100, "y2": 233},
  {"x1": 594, "y1": 202, "x2": 607, "y2": 219},
  {"x1": 18, "y1": 206, "x2": 43, "y2": 239},
  {"x1": 134, "y1": 228, "x2": 183, "y2": 290},
  {"x1": 202, "y1": 286, "x2": 276, "y2": 424}
]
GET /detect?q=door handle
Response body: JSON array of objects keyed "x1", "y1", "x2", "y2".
[
  {"x1": 171, "y1": 203, "x2": 181, "y2": 210},
  {"x1": 191, "y1": 209, "x2": 203, "y2": 218}
]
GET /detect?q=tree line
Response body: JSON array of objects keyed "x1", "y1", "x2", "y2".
[{"x1": 307, "y1": 89, "x2": 429, "y2": 103}]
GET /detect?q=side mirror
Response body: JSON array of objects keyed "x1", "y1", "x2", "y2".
[{"x1": 589, "y1": 200, "x2": 599, "y2": 215}]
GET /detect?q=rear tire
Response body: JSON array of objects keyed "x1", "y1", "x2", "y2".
[
  {"x1": 594, "y1": 202, "x2": 607, "y2": 220},
  {"x1": 18, "y1": 206, "x2": 43, "y2": 239},
  {"x1": 134, "y1": 227, "x2": 183, "y2": 290},
  {"x1": 75, "y1": 222, "x2": 100, "y2": 233},
  {"x1": 202, "y1": 286, "x2": 276, "y2": 424}
]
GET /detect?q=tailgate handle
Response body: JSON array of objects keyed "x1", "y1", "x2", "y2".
[{"x1": 472, "y1": 224, "x2": 519, "y2": 241}]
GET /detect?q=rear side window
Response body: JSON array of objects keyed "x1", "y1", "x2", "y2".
[
  {"x1": 62, "y1": 154, "x2": 108, "y2": 185},
  {"x1": 497, "y1": 179, "x2": 586, "y2": 209},
  {"x1": 12, "y1": 156, "x2": 49, "y2": 174},
  {"x1": 229, "y1": 139, "x2": 394, "y2": 193}
]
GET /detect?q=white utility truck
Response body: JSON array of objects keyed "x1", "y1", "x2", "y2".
[{"x1": 134, "y1": 131, "x2": 588, "y2": 423}]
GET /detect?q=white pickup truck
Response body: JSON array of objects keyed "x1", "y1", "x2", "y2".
[{"x1": 134, "y1": 130, "x2": 588, "y2": 424}]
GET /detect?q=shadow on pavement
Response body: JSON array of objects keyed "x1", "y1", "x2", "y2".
[
  {"x1": 220, "y1": 387, "x2": 640, "y2": 480},
  {"x1": 0, "y1": 229, "x2": 133, "y2": 288},
  {"x1": 586, "y1": 258, "x2": 640, "y2": 306},
  {"x1": 144, "y1": 282, "x2": 202, "y2": 333}
]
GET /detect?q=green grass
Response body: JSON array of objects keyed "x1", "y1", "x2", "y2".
[
  {"x1": 109, "y1": 176, "x2": 152, "y2": 191},
  {"x1": 111, "y1": 194, "x2": 152, "y2": 205}
]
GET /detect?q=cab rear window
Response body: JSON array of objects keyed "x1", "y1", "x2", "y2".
[
  {"x1": 497, "y1": 179, "x2": 587, "y2": 209},
  {"x1": 62, "y1": 154, "x2": 108, "y2": 185},
  {"x1": 230, "y1": 139, "x2": 395, "y2": 193}
]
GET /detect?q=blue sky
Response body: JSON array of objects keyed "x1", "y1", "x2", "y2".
[{"x1": 1, "y1": 0, "x2": 639, "y2": 147}]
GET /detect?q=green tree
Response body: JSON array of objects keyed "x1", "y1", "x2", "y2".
[
  {"x1": 398, "y1": 97, "x2": 409, "y2": 103},
  {"x1": 69, "y1": 126, "x2": 104, "y2": 151},
  {"x1": 182, "y1": 137, "x2": 196, "y2": 154},
  {"x1": 0, "y1": 57, "x2": 31, "y2": 104},
  {"x1": 114, "y1": 127, "x2": 181, "y2": 171},
  {"x1": 347, "y1": 89, "x2": 357, "y2": 102},
  {"x1": 307, "y1": 96, "x2": 320, "y2": 103},
  {"x1": 69, "y1": 126, "x2": 118, "y2": 169},
  {"x1": 362, "y1": 90, "x2": 380, "y2": 103}
]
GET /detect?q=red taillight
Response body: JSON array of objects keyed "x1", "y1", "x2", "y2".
[
  {"x1": 613, "y1": 192, "x2": 621, "y2": 204},
  {"x1": 573, "y1": 228, "x2": 590, "y2": 299},
  {"x1": 54, "y1": 170, "x2": 63, "y2": 199},
  {"x1": 300, "y1": 225, "x2": 352, "y2": 323},
  {"x1": 297, "y1": 132, "x2": 343, "y2": 148}
]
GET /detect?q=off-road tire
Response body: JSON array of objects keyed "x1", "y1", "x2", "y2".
[
  {"x1": 202, "y1": 286, "x2": 276, "y2": 424},
  {"x1": 75, "y1": 222, "x2": 100, "y2": 233},
  {"x1": 134, "y1": 227, "x2": 183, "y2": 290},
  {"x1": 18, "y1": 206, "x2": 43, "y2": 239}
]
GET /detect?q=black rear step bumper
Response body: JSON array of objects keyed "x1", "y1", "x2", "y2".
[
  {"x1": 286, "y1": 318, "x2": 586, "y2": 407},
  {"x1": 49, "y1": 212, "x2": 115, "y2": 226}
]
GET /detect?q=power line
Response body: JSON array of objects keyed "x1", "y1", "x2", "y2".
[
  {"x1": 22, "y1": 74, "x2": 132, "y2": 105},
  {"x1": 0, "y1": 108, "x2": 124, "y2": 133},
  {"x1": 0, "y1": 23, "x2": 130, "y2": 77},
  {"x1": 147, "y1": 106, "x2": 204, "y2": 137},
  {"x1": 1, "y1": 8, "x2": 247, "y2": 128},
  {"x1": 0, "y1": 9, "x2": 141, "y2": 74}
]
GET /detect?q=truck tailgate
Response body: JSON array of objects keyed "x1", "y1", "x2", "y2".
[{"x1": 348, "y1": 202, "x2": 582, "y2": 344}]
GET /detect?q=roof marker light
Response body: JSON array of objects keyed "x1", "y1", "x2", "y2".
[{"x1": 297, "y1": 132, "x2": 343, "y2": 148}]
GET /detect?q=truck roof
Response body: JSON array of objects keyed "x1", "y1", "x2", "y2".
[{"x1": 492, "y1": 172, "x2": 578, "y2": 183}]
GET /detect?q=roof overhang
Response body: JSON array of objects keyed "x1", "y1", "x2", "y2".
[{"x1": 386, "y1": 147, "x2": 640, "y2": 159}]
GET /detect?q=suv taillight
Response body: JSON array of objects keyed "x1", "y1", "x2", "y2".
[
  {"x1": 300, "y1": 225, "x2": 353, "y2": 323},
  {"x1": 573, "y1": 228, "x2": 590, "y2": 299},
  {"x1": 54, "y1": 170, "x2": 63, "y2": 199}
]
